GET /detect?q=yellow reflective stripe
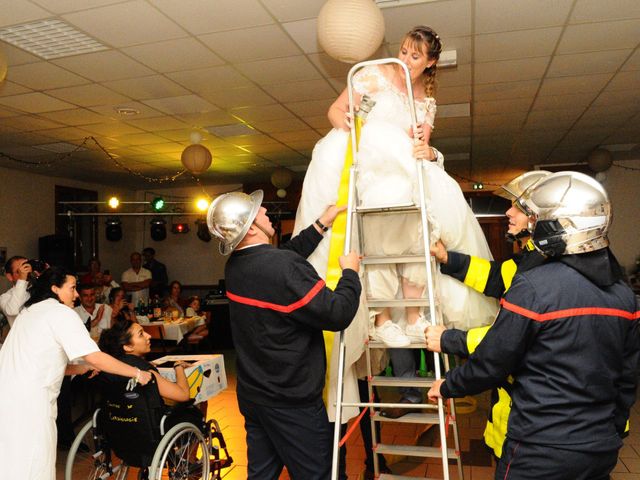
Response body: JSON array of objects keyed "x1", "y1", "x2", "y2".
[
  {"x1": 501, "y1": 259, "x2": 517, "y2": 291},
  {"x1": 463, "y1": 256, "x2": 491, "y2": 293},
  {"x1": 466, "y1": 325, "x2": 490, "y2": 354},
  {"x1": 483, "y1": 387, "x2": 512, "y2": 458},
  {"x1": 625, "y1": 419, "x2": 630, "y2": 433}
]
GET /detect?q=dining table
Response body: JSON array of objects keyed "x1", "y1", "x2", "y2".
[{"x1": 141, "y1": 316, "x2": 206, "y2": 344}]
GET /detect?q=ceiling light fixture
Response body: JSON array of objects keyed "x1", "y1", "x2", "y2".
[
  {"x1": 114, "y1": 106, "x2": 141, "y2": 117},
  {"x1": 0, "y1": 19, "x2": 108, "y2": 60}
]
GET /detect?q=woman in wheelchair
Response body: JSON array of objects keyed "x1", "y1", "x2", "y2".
[{"x1": 64, "y1": 320, "x2": 224, "y2": 480}]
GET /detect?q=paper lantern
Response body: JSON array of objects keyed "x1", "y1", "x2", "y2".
[
  {"x1": 587, "y1": 148, "x2": 612, "y2": 173},
  {"x1": 181, "y1": 144, "x2": 212, "y2": 174},
  {"x1": 317, "y1": 0, "x2": 385, "y2": 64},
  {"x1": 276, "y1": 189, "x2": 287, "y2": 198},
  {"x1": 271, "y1": 168, "x2": 292, "y2": 189},
  {"x1": 0, "y1": 49, "x2": 7, "y2": 83}
]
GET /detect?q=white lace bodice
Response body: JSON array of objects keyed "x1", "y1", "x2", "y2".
[{"x1": 352, "y1": 65, "x2": 437, "y2": 129}]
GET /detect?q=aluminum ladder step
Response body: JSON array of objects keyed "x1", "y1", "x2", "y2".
[
  {"x1": 369, "y1": 375, "x2": 435, "y2": 388},
  {"x1": 376, "y1": 443, "x2": 459, "y2": 459},
  {"x1": 380, "y1": 475, "x2": 441, "y2": 480},
  {"x1": 372, "y1": 411, "x2": 441, "y2": 424},
  {"x1": 368, "y1": 340, "x2": 429, "y2": 349},
  {"x1": 362, "y1": 254, "x2": 427, "y2": 265},
  {"x1": 366, "y1": 298, "x2": 433, "y2": 308},
  {"x1": 356, "y1": 203, "x2": 420, "y2": 214}
]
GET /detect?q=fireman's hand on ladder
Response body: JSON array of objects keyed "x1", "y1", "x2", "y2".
[
  {"x1": 428, "y1": 379, "x2": 445, "y2": 403},
  {"x1": 339, "y1": 251, "x2": 360, "y2": 273},
  {"x1": 425, "y1": 325, "x2": 447, "y2": 353}
]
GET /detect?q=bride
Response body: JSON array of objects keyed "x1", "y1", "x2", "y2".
[{"x1": 293, "y1": 26, "x2": 497, "y2": 421}]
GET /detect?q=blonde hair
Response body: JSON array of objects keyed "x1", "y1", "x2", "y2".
[{"x1": 402, "y1": 26, "x2": 442, "y2": 97}]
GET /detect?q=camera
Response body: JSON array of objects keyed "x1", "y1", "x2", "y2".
[{"x1": 27, "y1": 259, "x2": 48, "y2": 274}]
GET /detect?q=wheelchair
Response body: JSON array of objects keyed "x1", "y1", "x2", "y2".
[{"x1": 65, "y1": 373, "x2": 232, "y2": 480}]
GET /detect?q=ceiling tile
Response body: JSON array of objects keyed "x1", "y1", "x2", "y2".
[
  {"x1": 270, "y1": 130, "x2": 322, "y2": 143},
  {"x1": 5, "y1": 114, "x2": 63, "y2": 131},
  {"x1": 90, "y1": 101, "x2": 163, "y2": 119},
  {"x1": 285, "y1": 99, "x2": 331, "y2": 118},
  {"x1": 167, "y1": 65, "x2": 252, "y2": 92},
  {"x1": 101, "y1": 76, "x2": 190, "y2": 100},
  {"x1": 142, "y1": 95, "x2": 217, "y2": 115},
  {"x1": 249, "y1": 117, "x2": 309, "y2": 133},
  {"x1": 263, "y1": 79, "x2": 336, "y2": 103},
  {"x1": 53, "y1": 50, "x2": 155, "y2": 82},
  {"x1": 0, "y1": 41, "x2": 40, "y2": 66},
  {"x1": 45, "y1": 126, "x2": 96, "y2": 140},
  {"x1": 593, "y1": 89, "x2": 640, "y2": 107},
  {"x1": 46, "y1": 84, "x2": 129, "y2": 107},
  {"x1": 538, "y1": 73, "x2": 613, "y2": 96},
  {"x1": 150, "y1": 0, "x2": 273, "y2": 35},
  {"x1": 307, "y1": 53, "x2": 352, "y2": 79},
  {"x1": 475, "y1": 0, "x2": 573, "y2": 34},
  {"x1": 230, "y1": 104, "x2": 294, "y2": 123},
  {"x1": 110, "y1": 132, "x2": 171, "y2": 146},
  {"x1": 0, "y1": 0, "x2": 49, "y2": 27},
  {"x1": 473, "y1": 80, "x2": 539, "y2": 101},
  {"x1": 260, "y1": 0, "x2": 324, "y2": 22},
  {"x1": 475, "y1": 57, "x2": 549, "y2": 84},
  {"x1": 0, "y1": 80, "x2": 32, "y2": 97},
  {"x1": 201, "y1": 25, "x2": 302, "y2": 63},
  {"x1": 30, "y1": 0, "x2": 126, "y2": 14},
  {"x1": 473, "y1": 98, "x2": 533, "y2": 115},
  {"x1": 547, "y1": 50, "x2": 632, "y2": 78},
  {"x1": 531, "y1": 92, "x2": 597, "y2": 111},
  {"x1": 77, "y1": 121, "x2": 145, "y2": 137},
  {"x1": 62, "y1": 0, "x2": 187, "y2": 48},
  {"x1": 40, "y1": 108, "x2": 109, "y2": 126},
  {"x1": 8, "y1": 62, "x2": 89, "y2": 90},
  {"x1": 382, "y1": 0, "x2": 472, "y2": 40},
  {"x1": 124, "y1": 116, "x2": 188, "y2": 132},
  {"x1": 123, "y1": 37, "x2": 224, "y2": 73},
  {"x1": 569, "y1": 0, "x2": 640, "y2": 23},
  {"x1": 174, "y1": 110, "x2": 239, "y2": 127},
  {"x1": 304, "y1": 115, "x2": 331, "y2": 131},
  {"x1": 201, "y1": 86, "x2": 276, "y2": 109},
  {"x1": 236, "y1": 56, "x2": 321, "y2": 85},
  {"x1": 557, "y1": 20, "x2": 640, "y2": 54},
  {"x1": 0, "y1": 92, "x2": 75, "y2": 113},
  {"x1": 475, "y1": 28, "x2": 561, "y2": 62},
  {"x1": 281, "y1": 19, "x2": 320, "y2": 54},
  {"x1": 524, "y1": 108, "x2": 585, "y2": 129},
  {"x1": 606, "y1": 71, "x2": 640, "y2": 91},
  {"x1": 622, "y1": 49, "x2": 640, "y2": 71}
]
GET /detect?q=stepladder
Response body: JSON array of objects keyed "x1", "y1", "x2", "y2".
[{"x1": 330, "y1": 57, "x2": 464, "y2": 480}]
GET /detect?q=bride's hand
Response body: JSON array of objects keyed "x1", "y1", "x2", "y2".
[
  {"x1": 344, "y1": 111, "x2": 354, "y2": 130},
  {"x1": 410, "y1": 124, "x2": 424, "y2": 141},
  {"x1": 413, "y1": 140, "x2": 436, "y2": 161}
]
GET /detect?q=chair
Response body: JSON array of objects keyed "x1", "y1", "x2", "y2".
[{"x1": 65, "y1": 375, "x2": 232, "y2": 480}]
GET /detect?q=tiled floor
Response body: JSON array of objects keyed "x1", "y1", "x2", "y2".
[{"x1": 56, "y1": 351, "x2": 640, "y2": 479}]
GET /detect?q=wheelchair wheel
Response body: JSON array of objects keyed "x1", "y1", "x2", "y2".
[
  {"x1": 148, "y1": 422, "x2": 210, "y2": 480},
  {"x1": 65, "y1": 418, "x2": 129, "y2": 480}
]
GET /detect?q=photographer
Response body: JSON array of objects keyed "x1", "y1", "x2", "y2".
[{"x1": 1, "y1": 256, "x2": 33, "y2": 327}]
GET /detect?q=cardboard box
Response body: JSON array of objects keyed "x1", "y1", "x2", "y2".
[{"x1": 152, "y1": 354, "x2": 227, "y2": 404}]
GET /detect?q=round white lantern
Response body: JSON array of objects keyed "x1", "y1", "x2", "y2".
[
  {"x1": 181, "y1": 144, "x2": 212, "y2": 174},
  {"x1": 587, "y1": 148, "x2": 613, "y2": 173},
  {"x1": 317, "y1": 0, "x2": 385, "y2": 64},
  {"x1": 0, "y1": 49, "x2": 7, "y2": 83},
  {"x1": 271, "y1": 168, "x2": 293, "y2": 189},
  {"x1": 277, "y1": 189, "x2": 287, "y2": 199}
]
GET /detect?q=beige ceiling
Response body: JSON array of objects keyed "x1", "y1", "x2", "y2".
[{"x1": 0, "y1": 0, "x2": 639, "y2": 189}]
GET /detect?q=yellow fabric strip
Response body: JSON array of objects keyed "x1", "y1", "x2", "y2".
[
  {"x1": 322, "y1": 118, "x2": 363, "y2": 406},
  {"x1": 466, "y1": 325, "x2": 490, "y2": 354},
  {"x1": 463, "y1": 256, "x2": 491, "y2": 293}
]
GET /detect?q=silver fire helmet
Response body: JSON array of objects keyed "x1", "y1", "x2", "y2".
[
  {"x1": 206, "y1": 190, "x2": 264, "y2": 255},
  {"x1": 495, "y1": 170, "x2": 552, "y2": 204},
  {"x1": 522, "y1": 171, "x2": 611, "y2": 256}
]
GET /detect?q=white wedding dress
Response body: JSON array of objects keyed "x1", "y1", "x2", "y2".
[{"x1": 293, "y1": 65, "x2": 498, "y2": 422}]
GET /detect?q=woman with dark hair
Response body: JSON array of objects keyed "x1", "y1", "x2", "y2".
[
  {"x1": 99, "y1": 320, "x2": 190, "y2": 402},
  {"x1": 163, "y1": 280, "x2": 185, "y2": 317},
  {"x1": 109, "y1": 286, "x2": 136, "y2": 325},
  {"x1": 0, "y1": 267, "x2": 152, "y2": 480}
]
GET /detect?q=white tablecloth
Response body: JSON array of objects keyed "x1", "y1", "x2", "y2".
[{"x1": 145, "y1": 317, "x2": 205, "y2": 343}]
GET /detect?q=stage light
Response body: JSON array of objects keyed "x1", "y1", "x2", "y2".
[
  {"x1": 473, "y1": 182, "x2": 484, "y2": 190},
  {"x1": 150, "y1": 218, "x2": 166, "y2": 241},
  {"x1": 105, "y1": 217, "x2": 122, "y2": 241},
  {"x1": 171, "y1": 222, "x2": 190, "y2": 234},
  {"x1": 108, "y1": 196, "x2": 120, "y2": 209},
  {"x1": 151, "y1": 197, "x2": 165, "y2": 211},
  {"x1": 195, "y1": 198, "x2": 209, "y2": 212},
  {"x1": 196, "y1": 219, "x2": 211, "y2": 242}
]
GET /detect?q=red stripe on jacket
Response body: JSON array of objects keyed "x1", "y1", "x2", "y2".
[
  {"x1": 500, "y1": 298, "x2": 639, "y2": 322},
  {"x1": 226, "y1": 279, "x2": 326, "y2": 313}
]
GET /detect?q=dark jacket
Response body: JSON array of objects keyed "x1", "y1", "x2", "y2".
[
  {"x1": 225, "y1": 225, "x2": 361, "y2": 407},
  {"x1": 441, "y1": 249, "x2": 639, "y2": 452}
]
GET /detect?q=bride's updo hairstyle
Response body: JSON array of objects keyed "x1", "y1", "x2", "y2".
[{"x1": 402, "y1": 25, "x2": 442, "y2": 97}]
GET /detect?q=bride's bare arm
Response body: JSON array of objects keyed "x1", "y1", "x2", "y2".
[{"x1": 328, "y1": 88, "x2": 362, "y2": 131}]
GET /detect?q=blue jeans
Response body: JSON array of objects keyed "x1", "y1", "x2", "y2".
[{"x1": 389, "y1": 348, "x2": 422, "y2": 403}]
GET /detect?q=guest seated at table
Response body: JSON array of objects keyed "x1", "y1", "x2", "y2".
[
  {"x1": 109, "y1": 287, "x2": 136, "y2": 325},
  {"x1": 163, "y1": 280, "x2": 185, "y2": 317},
  {"x1": 98, "y1": 321, "x2": 190, "y2": 403},
  {"x1": 184, "y1": 296, "x2": 209, "y2": 346}
]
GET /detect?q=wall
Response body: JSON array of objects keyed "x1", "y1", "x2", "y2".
[
  {"x1": 0, "y1": 166, "x2": 136, "y2": 290},
  {"x1": 602, "y1": 159, "x2": 640, "y2": 274}
]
